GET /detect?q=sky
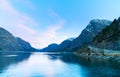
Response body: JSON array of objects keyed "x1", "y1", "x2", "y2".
[{"x1": 0, "y1": 0, "x2": 120, "y2": 48}]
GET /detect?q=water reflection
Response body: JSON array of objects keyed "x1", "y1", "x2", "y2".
[
  {"x1": 0, "y1": 52, "x2": 31, "y2": 73},
  {"x1": 47, "y1": 53, "x2": 120, "y2": 77},
  {"x1": 0, "y1": 52, "x2": 120, "y2": 77}
]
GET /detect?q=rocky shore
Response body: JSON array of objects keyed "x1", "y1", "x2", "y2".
[{"x1": 75, "y1": 46, "x2": 120, "y2": 62}]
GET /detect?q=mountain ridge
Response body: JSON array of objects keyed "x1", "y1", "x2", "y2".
[
  {"x1": 76, "y1": 17, "x2": 120, "y2": 62},
  {"x1": 41, "y1": 38, "x2": 75, "y2": 52},
  {"x1": 68, "y1": 19, "x2": 111, "y2": 51},
  {"x1": 0, "y1": 27, "x2": 36, "y2": 51},
  {"x1": 40, "y1": 19, "x2": 112, "y2": 52}
]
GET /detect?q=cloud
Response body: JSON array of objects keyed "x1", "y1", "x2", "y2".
[
  {"x1": 32, "y1": 19, "x2": 66, "y2": 48},
  {"x1": 0, "y1": 0, "x2": 18, "y2": 14},
  {"x1": 48, "y1": 9, "x2": 61, "y2": 19},
  {"x1": 0, "y1": 0, "x2": 67, "y2": 48},
  {"x1": 0, "y1": 0, "x2": 37, "y2": 44},
  {"x1": 17, "y1": 24, "x2": 35, "y2": 35},
  {"x1": 46, "y1": 20, "x2": 66, "y2": 38},
  {"x1": 32, "y1": 9, "x2": 67, "y2": 48}
]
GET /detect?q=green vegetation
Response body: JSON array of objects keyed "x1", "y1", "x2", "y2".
[
  {"x1": 77, "y1": 17, "x2": 120, "y2": 58},
  {"x1": 93, "y1": 18, "x2": 120, "y2": 42}
]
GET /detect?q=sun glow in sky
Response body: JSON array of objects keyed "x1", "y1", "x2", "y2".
[{"x1": 0, "y1": 0, "x2": 120, "y2": 48}]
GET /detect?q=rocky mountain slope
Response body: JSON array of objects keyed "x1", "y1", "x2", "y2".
[
  {"x1": 0, "y1": 27, "x2": 35, "y2": 51},
  {"x1": 68, "y1": 19, "x2": 111, "y2": 51},
  {"x1": 76, "y1": 17, "x2": 120, "y2": 62},
  {"x1": 16, "y1": 37, "x2": 36, "y2": 51},
  {"x1": 0, "y1": 27, "x2": 20, "y2": 51},
  {"x1": 92, "y1": 17, "x2": 120, "y2": 50}
]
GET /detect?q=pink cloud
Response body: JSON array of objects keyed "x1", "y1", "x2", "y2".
[
  {"x1": 34, "y1": 19, "x2": 66, "y2": 48},
  {"x1": 0, "y1": 0, "x2": 38, "y2": 46},
  {"x1": 0, "y1": 0, "x2": 67, "y2": 48},
  {"x1": 17, "y1": 24, "x2": 35, "y2": 35},
  {"x1": 48, "y1": 9, "x2": 61, "y2": 19},
  {"x1": 47, "y1": 20, "x2": 66, "y2": 38},
  {"x1": 0, "y1": 0, "x2": 18, "y2": 15}
]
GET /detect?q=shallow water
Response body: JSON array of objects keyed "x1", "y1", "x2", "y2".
[{"x1": 0, "y1": 52, "x2": 120, "y2": 77}]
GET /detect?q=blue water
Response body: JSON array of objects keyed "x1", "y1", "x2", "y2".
[{"x1": 0, "y1": 52, "x2": 120, "y2": 77}]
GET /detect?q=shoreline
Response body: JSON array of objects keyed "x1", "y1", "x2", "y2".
[{"x1": 74, "y1": 46, "x2": 120, "y2": 63}]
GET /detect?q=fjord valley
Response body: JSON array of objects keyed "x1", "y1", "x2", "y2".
[
  {"x1": 0, "y1": 0, "x2": 120, "y2": 77},
  {"x1": 0, "y1": 17, "x2": 120, "y2": 77}
]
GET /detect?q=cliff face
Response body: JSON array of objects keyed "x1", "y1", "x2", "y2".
[
  {"x1": 0, "y1": 27, "x2": 35, "y2": 51},
  {"x1": 69, "y1": 19, "x2": 111, "y2": 51}
]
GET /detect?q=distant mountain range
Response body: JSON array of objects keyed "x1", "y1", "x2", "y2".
[
  {"x1": 41, "y1": 19, "x2": 112, "y2": 52},
  {"x1": 0, "y1": 27, "x2": 36, "y2": 51},
  {"x1": 1, "y1": 17, "x2": 120, "y2": 53},
  {"x1": 41, "y1": 38, "x2": 75, "y2": 52}
]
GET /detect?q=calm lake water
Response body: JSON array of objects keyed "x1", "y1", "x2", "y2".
[{"x1": 0, "y1": 52, "x2": 120, "y2": 77}]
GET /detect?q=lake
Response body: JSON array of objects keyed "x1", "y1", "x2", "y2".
[{"x1": 0, "y1": 52, "x2": 120, "y2": 77}]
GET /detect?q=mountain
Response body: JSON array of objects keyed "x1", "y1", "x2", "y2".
[
  {"x1": 76, "y1": 17, "x2": 120, "y2": 61},
  {"x1": 0, "y1": 27, "x2": 35, "y2": 51},
  {"x1": 59, "y1": 38, "x2": 74, "y2": 50},
  {"x1": 68, "y1": 19, "x2": 111, "y2": 51},
  {"x1": 16, "y1": 37, "x2": 36, "y2": 51},
  {"x1": 0, "y1": 27, "x2": 20, "y2": 51},
  {"x1": 92, "y1": 17, "x2": 120, "y2": 50},
  {"x1": 41, "y1": 38, "x2": 74, "y2": 52},
  {"x1": 41, "y1": 43, "x2": 59, "y2": 52}
]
